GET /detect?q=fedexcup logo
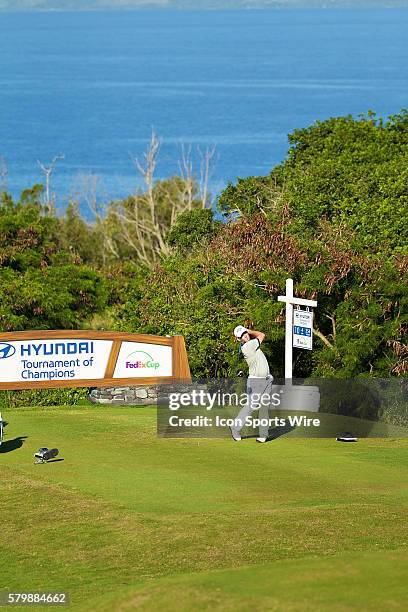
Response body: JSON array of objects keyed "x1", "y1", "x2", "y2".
[
  {"x1": 0, "y1": 343, "x2": 16, "y2": 359},
  {"x1": 126, "y1": 350, "x2": 160, "y2": 370}
]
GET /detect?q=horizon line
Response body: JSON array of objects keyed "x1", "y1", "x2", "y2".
[{"x1": 1, "y1": 5, "x2": 408, "y2": 11}]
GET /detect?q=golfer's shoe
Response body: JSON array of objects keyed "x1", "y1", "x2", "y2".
[
  {"x1": 229, "y1": 426, "x2": 242, "y2": 441},
  {"x1": 256, "y1": 437, "x2": 267, "y2": 443}
]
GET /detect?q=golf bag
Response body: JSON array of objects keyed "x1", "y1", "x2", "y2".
[{"x1": 34, "y1": 448, "x2": 59, "y2": 464}]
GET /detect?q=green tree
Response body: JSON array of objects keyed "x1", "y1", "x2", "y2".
[
  {"x1": 219, "y1": 111, "x2": 408, "y2": 254},
  {"x1": 118, "y1": 213, "x2": 407, "y2": 378},
  {"x1": 0, "y1": 188, "x2": 108, "y2": 331},
  {"x1": 117, "y1": 110, "x2": 408, "y2": 379},
  {"x1": 58, "y1": 201, "x2": 104, "y2": 268},
  {"x1": 166, "y1": 208, "x2": 221, "y2": 251}
]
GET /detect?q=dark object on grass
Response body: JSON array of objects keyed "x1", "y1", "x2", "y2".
[
  {"x1": 336, "y1": 432, "x2": 358, "y2": 442},
  {"x1": 34, "y1": 448, "x2": 59, "y2": 463}
]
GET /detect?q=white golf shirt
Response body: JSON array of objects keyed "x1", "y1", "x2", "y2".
[{"x1": 241, "y1": 338, "x2": 270, "y2": 378}]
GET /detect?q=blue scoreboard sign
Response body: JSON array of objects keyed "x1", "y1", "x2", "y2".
[{"x1": 293, "y1": 309, "x2": 313, "y2": 350}]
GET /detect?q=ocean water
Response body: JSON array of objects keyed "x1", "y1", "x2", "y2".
[{"x1": 0, "y1": 8, "x2": 407, "y2": 214}]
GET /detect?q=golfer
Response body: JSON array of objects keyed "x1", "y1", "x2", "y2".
[{"x1": 230, "y1": 325, "x2": 273, "y2": 443}]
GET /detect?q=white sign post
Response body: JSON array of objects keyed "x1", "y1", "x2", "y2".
[{"x1": 278, "y1": 279, "x2": 317, "y2": 380}]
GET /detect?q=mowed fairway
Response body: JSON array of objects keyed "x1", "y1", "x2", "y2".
[{"x1": 1, "y1": 406, "x2": 407, "y2": 611}]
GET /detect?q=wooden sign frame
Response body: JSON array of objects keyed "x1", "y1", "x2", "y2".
[{"x1": 0, "y1": 330, "x2": 191, "y2": 390}]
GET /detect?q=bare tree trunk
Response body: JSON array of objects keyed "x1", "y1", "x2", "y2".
[
  {"x1": 37, "y1": 154, "x2": 64, "y2": 214},
  {"x1": 124, "y1": 132, "x2": 216, "y2": 266},
  {"x1": 0, "y1": 156, "x2": 8, "y2": 192},
  {"x1": 76, "y1": 173, "x2": 120, "y2": 267},
  {"x1": 198, "y1": 145, "x2": 216, "y2": 209}
]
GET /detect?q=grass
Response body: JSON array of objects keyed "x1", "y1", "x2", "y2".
[{"x1": 0, "y1": 406, "x2": 407, "y2": 610}]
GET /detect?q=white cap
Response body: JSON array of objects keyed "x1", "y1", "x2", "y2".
[{"x1": 233, "y1": 325, "x2": 248, "y2": 339}]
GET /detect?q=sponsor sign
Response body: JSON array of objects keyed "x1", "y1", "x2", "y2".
[
  {"x1": 0, "y1": 332, "x2": 190, "y2": 390},
  {"x1": 293, "y1": 309, "x2": 313, "y2": 350},
  {"x1": 113, "y1": 342, "x2": 173, "y2": 378},
  {"x1": 0, "y1": 339, "x2": 113, "y2": 384}
]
